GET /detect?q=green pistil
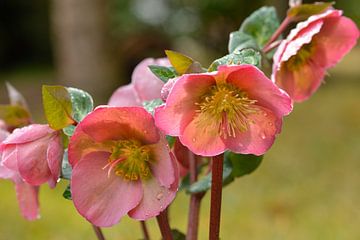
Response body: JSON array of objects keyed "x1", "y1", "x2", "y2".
[{"x1": 285, "y1": 42, "x2": 314, "y2": 70}]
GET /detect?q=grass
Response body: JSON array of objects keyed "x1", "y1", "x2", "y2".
[{"x1": 0, "y1": 51, "x2": 359, "y2": 240}]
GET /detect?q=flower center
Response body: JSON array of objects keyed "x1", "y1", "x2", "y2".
[
  {"x1": 285, "y1": 42, "x2": 314, "y2": 70},
  {"x1": 195, "y1": 83, "x2": 257, "y2": 138},
  {"x1": 103, "y1": 140, "x2": 153, "y2": 181}
]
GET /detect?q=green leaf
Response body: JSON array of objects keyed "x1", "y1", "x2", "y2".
[
  {"x1": 166, "y1": 135, "x2": 176, "y2": 148},
  {"x1": 170, "y1": 229, "x2": 186, "y2": 240},
  {"x1": 42, "y1": 85, "x2": 74, "y2": 130},
  {"x1": 228, "y1": 31, "x2": 259, "y2": 53},
  {"x1": 188, "y1": 157, "x2": 233, "y2": 194},
  {"x1": 142, "y1": 98, "x2": 163, "y2": 115},
  {"x1": 67, "y1": 87, "x2": 94, "y2": 122},
  {"x1": 0, "y1": 105, "x2": 31, "y2": 127},
  {"x1": 225, "y1": 152, "x2": 263, "y2": 178},
  {"x1": 148, "y1": 65, "x2": 177, "y2": 83},
  {"x1": 63, "y1": 184, "x2": 72, "y2": 200},
  {"x1": 209, "y1": 48, "x2": 262, "y2": 72},
  {"x1": 61, "y1": 150, "x2": 72, "y2": 180},
  {"x1": 63, "y1": 125, "x2": 76, "y2": 137},
  {"x1": 287, "y1": 2, "x2": 334, "y2": 21},
  {"x1": 6, "y1": 82, "x2": 29, "y2": 109},
  {"x1": 240, "y1": 6, "x2": 281, "y2": 48},
  {"x1": 165, "y1": 50, "x2": 204, "y2": 75}
]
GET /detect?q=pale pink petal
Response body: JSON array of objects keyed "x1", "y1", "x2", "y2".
[
  {"x1": 15, "y1": 183, "x2": 40, "y2": 220},
  {"x1": 0, "y1": 163, "x2": 16, "y2": 179},
  {"x1": 161, "y1": 77, "x2": 178, "y2": 101},
  {"x1": 3, "y1": 124, "x2": 53, "y2": 145},
  {"x1": 313, "y1": 16, "x2": 359, "y2": 68},
  {"x1": 149, "y1": 136, "x2": 175, "y2": 188},
  {"x1": 0, "y1": 129, "x2": 9, "y2": 142},
  {"x1": 224, "y1": 65, "x2": 292, "y2": 117},
  {"x1": 133, "y1": 58, "x2": 170, "y2": 101},
  {"x1": 108, "y1": 84, "x2": 142, "y2": 107},
  {"x1": 154, "y1": 74, "x2": 215, "y2": 136},
  {"x1": 2, "y1": 146, "x2": 18, "y2": 171},
  {"x1": 46, "y1": 134, "x2": 63, "y2": 188},
  {"x1": 71, "y1": 151, "x2": 143, "y2": 227},
  {"x1": 80, "y1": 106, "x2": 159, "y2": 144},
  {"x1": 179, "y1": 115, "x2": 226, "y2": 157},
  {"x1": 17, "y1": 136, "x2": 52, "y2": 185},
  {"x1": 223, "y1": 106, "x2": 279, "y2": 156}
]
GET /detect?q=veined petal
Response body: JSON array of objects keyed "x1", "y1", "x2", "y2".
[
  {"x1": 15, "y1": 183, "x2": 40, "y2": 221},
  {"x1": 47, "y1": 134, "x2": 63, "y2": 188},
  {"x1": 2, "y1": 124, "x2": 54, "y2": 145},
  {"x1": 71, "y1": 151, "x2": 143, "y2": 227}
]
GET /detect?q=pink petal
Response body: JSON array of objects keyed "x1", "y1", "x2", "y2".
[
  {"x1": 17, "y1": 136, "x2": 52, "y2": 185},
  {"x1": 224, "y1": 65, "x2": 292, "y2": 117},
  {"x1": 133, "y1": 58, "x2": 169, "y2": 102},
  {"x1": 2, "y1": 145, "x2": 18, "y2": 171},
  {"x1": 71, "y1": 151, "x2": 143, "y2": 227},
  {"x1": 108, "y1": 84, "x2": 142, "y2": 107},
  {"x1": 149, "y1": 135, "x2": 175, "y2": 188},
  {"x1": 0, "y1": 163, "x2": 16, "y2": 180},
  {"x1": 154, "y1": 73, "x2": 215, "y2": 136},
  {"x1": 129, "y1": 153, "x2": 178, "y2": 220},
  {"x1": 15, "y1": 182, "x2": 40, "y2": 220},
  {"x1": 80, "y1": 106, "x2": 159, "y2": 144},
  {"x1": 223, "y1": 106, "x2": 279, "y2": 156},
  {"x1": 179, "y1": 115, "x2": 226, "y2": 157},
  {"x1": 3, "y1": 124, "x2": 54, "y2": 145},
  {"x1": 46, "y1": 134, "x2": 63, "y2": 188},
  {"x1": 0, "y1": 129, "x2": 9, "y2": 142},
  {"x1": 313, "y1": 16, "x2": 359, "y2": 68}
]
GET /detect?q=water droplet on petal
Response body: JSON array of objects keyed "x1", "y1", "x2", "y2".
[
  {"x1": 238, "y1": 143, "x2": 243, "y2": 147},
  {"x1": 262, "y1": 112, "x2": 268, "y2": 117},
  {"x1": 160, "y1": 205, "x2": 163, "y2": 210},
  {"x1": 268, "y1": 122, "x2": 273, "y2": 126},
  {"x1": 192, "y1": 138, "x2": 196, "y2": 142},
  {"x1": 260, "y1": 132, "x2": 266, "y2": 140},
  {"x1": 156, "y1": 192, "x2": 164, "y2": 200},
  {"x1": 143, "y1": 130, "x2": 148, "y2": 134}
]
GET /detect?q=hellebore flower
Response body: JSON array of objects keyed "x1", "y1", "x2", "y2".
[
  {"x1": 155, "y1": 64, "x2": 292, "y2": 156},
  {"x1": 68, "y1": 106, "x2": 179, "y2": 227},
  {"x1": 108, "y1": 58, "x2": 170, "y2": 106},
  {"x1": 0, "y1": 124, "x2": 63, "y2": 220},
  {"x1": 272, "y1": 9, "x2": 359, "y2": 102}
]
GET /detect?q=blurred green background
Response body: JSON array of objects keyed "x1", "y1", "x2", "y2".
[{"x1": 0, "y1": 0, "x2": 359, "y2": 239}]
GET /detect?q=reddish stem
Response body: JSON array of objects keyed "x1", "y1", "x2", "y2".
[
  {"x1": 92, "y1": 225, "x2": 105, "y2": 240},
  {"x1": 156, "y1": 210, "x2": 173, "y2": 240},
  {"x1": 209, "y1": 154, "x2": 224, "y2": 240},
  {"x1": 262, "y1": 16, "x2": 291, "y2": 52},
  {"x1": 140, "y1": 221, "x2": 150, "y2": 240},
  {"x1": 186, "y1": 154, "x2": 205, "y2": 240}
]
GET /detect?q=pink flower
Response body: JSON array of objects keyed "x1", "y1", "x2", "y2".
[
  {"x1": 68, "y1": 106, "x2": 179, "y2": 227},
  {"x1": 108, "y1": 58, "x2": 170, "y2": 106},
  {"x1": 0, "y1": 124, "x2": 63, "y2": 220},
  {"x1": 0, "y1": 124, "x2": 63, "y2": 187},
  {"x1": 272, "y1": 9, "x2": 359, "y2": 102},
  {"x1": 155, "y1": 64, "x2": 292, "y2": 156}
]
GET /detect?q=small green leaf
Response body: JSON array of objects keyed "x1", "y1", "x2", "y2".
[
  {"x1": 166, "y1": 135, "x2": 176, "y2": 148},
  {"x1": 287, "y1": 2, "x2": 334, "y2": 21},
  {"x1": 225, "y1": 152, "x2": 263, "y2": 177},
  {"x1": 188, "y1": 157, "x2": 233, "y2": 194},
  {"x1": 228, "y1": 31, "x2": 259, "y2": 53},
  {"x1": 170, "y1": 229, "x2": 186, "y2": 240},
  {"x1": 142, "y1": 98, "x2": 163, "y2": 115},
  {"x1": 42, "y1": 85, "x2": 74, "y2": 130},
  {"x1": 148, "y1": 65, "x2": 177, "y2": 83},
  {"x1": 6, "y1": 82, "x2": 29, "y2": 109},
  {"x1": 67, "y1": 87, "x2": 94, "y2": 122},
  {"x1": 209, "y1": 48, "x2": 262, "y2": 71},
  {"x1": 240, "y1": 6, "x2": 281, "y2": 48},
  {"x1": 0, "y1": 105, "x2": 31, "y2": 127},
  {"x1": 61, "y1": 150, "x2": 72, "y2": 180},
  {"x1": 63, "y1": 184, "x2": 72, "y2": 200}
]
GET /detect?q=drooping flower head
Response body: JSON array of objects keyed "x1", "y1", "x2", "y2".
[
  {"x1": 108, "y1": 58, "x2": 170, "y2": 106},
  {"x1": 272, "y1": 9, "x2": 359, "y2": 102},
  {"x1": 155, "y1": 64, "x2": 292, "y2": 156},
  {"x1": 0, "y1": 124, "x2": 63, "y2": 220},
  {"x1": 68, "y1": 106, "x2": 178, "y2": 227}
]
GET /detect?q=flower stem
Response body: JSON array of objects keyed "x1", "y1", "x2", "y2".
[
  {"x1": 92, "y1": 224, "x2": 105, "y2": 240},
  {"x1": 262, "y1": 16, "x2": 291, "y2": 52},
  {"x1": 209, "y1": 154, "x2": 224, "y2": 240},
  {"x1": 186, "y1": 154, "x2": 205, "y2": 240},
  {"x1": 156, "y1": 209, "x2": 173, "y2": 240},
  {"x1": 140, "y1": 221, "x2": 150, "y2": 240}
]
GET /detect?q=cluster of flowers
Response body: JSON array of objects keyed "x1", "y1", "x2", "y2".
[{"x1": 0, "y1": 6, "x2": 358, "y2": 230}]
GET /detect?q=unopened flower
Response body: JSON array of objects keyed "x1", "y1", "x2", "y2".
[
  {"x1": 108, "y1": 58, "x2": 170, "y2": 106},
  {"x1": 272, "y1": 9, "x2": 359, "y2": 102},
  {"x1": 155, "y1": 65, "x2": 292, "y2": 156},
  {"x1": 68, "y1": 106, "x2": 178, "y2": 227}
]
